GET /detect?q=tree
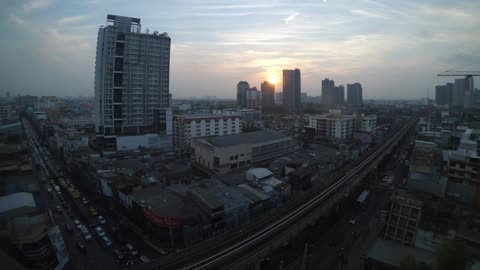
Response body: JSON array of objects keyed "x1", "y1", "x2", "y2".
[{"x1": 435, "y1": 240, "x2": 465, "y2": 270}]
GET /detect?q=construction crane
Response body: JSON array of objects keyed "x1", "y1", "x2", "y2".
[{"x1": 437, "y1": 70, "x2": 480, "y2": 77}]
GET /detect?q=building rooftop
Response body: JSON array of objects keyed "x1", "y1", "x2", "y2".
[
  {"x1": 204, "y1": 130, "x2": 289, "y2": 147},
  {"x1": 367, "y1": 238, "x2": 433, "y2": 268},
  {"x1": 246, "y1": 168, "x2": 273, "y2": 181},
  {"x1": 0, "y1": 192, "x2": 36, "y2": 214}
]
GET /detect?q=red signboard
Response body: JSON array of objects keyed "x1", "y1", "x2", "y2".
[{"x1": 143, "y1": 208, "x2": 181, "y2": 229}]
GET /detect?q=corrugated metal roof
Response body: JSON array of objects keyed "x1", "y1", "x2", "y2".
[{"x1": 0, "y1": 192, "x2": 36, "y2": 213}]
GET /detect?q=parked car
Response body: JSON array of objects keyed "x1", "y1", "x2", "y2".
[
  {"x1": 98, "y1": 216, "x2": 106, "y2": 224},
  {"x1": 95, "y1": 226, "x2": 106, "y2": 237},
  {"x1": 113, "y1": 249, "x2": 124, "y2": 261},
  {"x1": 102, "y1": 236, "x2": 112, "y2": 248},
  {"x1": 77, "y1": 241, "x2": 86, "y2": 252},
  {"x1": 125, "y1": 243, "x2": 138, "y2": 256},
  {"x1": 73, "y1": 219, "x2": 82, "y2": 230},
  {"x1": 55, "y1": 205, "x2": 62, "y2": 213}
]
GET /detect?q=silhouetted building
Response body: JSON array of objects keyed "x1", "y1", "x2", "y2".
[
  {"x1": 237, "y1": 81, "x2": 250, "y2": 107},
  {"x1": 435, "y1": 83, "x2": 453, "y2": 106},
  {"x1": 453, "y1": 77, "x2": 474, "y2": 108},
  {"x1": 347, "y1": 83, "x2": 363, "y2": 106},
  {"x1": 282, "y1": 69, "x2": 301, "y2": 111},
  {"x1": 261, "y1": 81, "x2": 275, "y2": 108},
  {"x1": 334, "y1": 85, "x2": 345, "y2": 105},
  {"x1": 321, "y1": 78, "x2": 335, "y2": 106},
  {"x1": 94, "y1": 15, "x2": 171, "y2": 136},
  {"x1": 246, "y1": 87, "x2": 260, "y2": 109}
]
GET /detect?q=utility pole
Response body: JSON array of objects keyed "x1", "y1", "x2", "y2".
[{"x1": 301, "y1": 243, "x2": 309, "y2": 270}]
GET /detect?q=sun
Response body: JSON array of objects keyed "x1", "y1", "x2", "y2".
[{"x1": 269, "y1": 75, "x2": 278, "y2": 84}]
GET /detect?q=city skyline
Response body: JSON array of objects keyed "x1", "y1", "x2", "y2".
[{"x1": 0, "y1": 0, "x2": 479, "y2": 99}]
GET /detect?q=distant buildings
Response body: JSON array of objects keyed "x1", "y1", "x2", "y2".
[
  {"x1": 191, "y1": 130, "x2": 295, "y2": 175},
  {"x1": 0, "y1": 105, "x2": 12, "y2": 121},
  {"x1": 215, "y1": 108, "x2": 262, "y2": 128},
  {"x1": 236, "y1": 81, "x2": 260, "y2": 109},
  {"x1": 321, "y1": 78, "x2": 346, "y2": 107},
  {"x1": 282, "y1": 69, "x2": 301, "y2": 111},
  {"x1": 361, "y1": 114, "x2": 377, "y2": 134},
  {"x1": 261, "y1": 81, "x2": 275, "y2": 108},
  {"x1": 435, "y1": 83, "x2": 453, "y2": 106},
  {"x1": 173, "y1": 114, "x2": 242, "y2": 148},
  {"x1": 308, "y1": 110, "x2": 355, "y2": 140},
  {"x1": 347, "y1": 83, "x2": 363, "y2": 106},
  {"x1": 93, "y1": 15, "x2": 172, "y2": 151},
  {"x1": 450, "y1": 76, "x2": 474, "y2": 108}
]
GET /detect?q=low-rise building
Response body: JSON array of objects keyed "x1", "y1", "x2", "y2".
[
  {"x1": 361, "y1": 114, "x2": 377, "y2": 134},
  {"x1": 173, "y1": 114, "x2": 242, "y2": 148},
  {"x1": 191, "y1": 130, "x2": 295, "y2": 175},
  {"x1": 308, "y1": 110, "x2": 355, "y2": 140}
]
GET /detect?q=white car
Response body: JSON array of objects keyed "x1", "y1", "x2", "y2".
[
  {"x1": 73, "y1": 219, "x2": 82, "y2": 230},
  {"x1": 95, "y1": 226, "x2": 106, "y2": 237},
  {"x1": 98, "y1": 215, "x2": 106, "y2": 224},
  {"x1": 349, "y1": 219, "x2": 356, "y2": 225}
]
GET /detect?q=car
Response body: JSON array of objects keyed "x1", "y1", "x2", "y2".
[
  {"x1": 73, "y1": 219, "x2": 82, "y2": 230},
  {"x1": 140, "y1": 255, "x2": 150, "y2": 263},
  {"x1": 349, "y1": 219, "x2": 356, "y2": 225},
  {"x1": 125, "y1": 243, "x2": 138, "y2": 256},
  {"x1": 102, "y1": 236, "x2": 112, "y2": 248},
  {"x1": 98, "y1": 216, "x2": 106, "y2": 224},
  {"x1": 76, "y1": 241, "x2": 86, "y2": 252},
  {"x1": 89, "y1": 207, "x2": 98, "y2": 216},
  {"x1": 95, "y1": 226, "x2": 106, "y2": 237},
  {"x1": 55, "y1": 205, "x2": 62, "y2": 213},
  {"x1": 113, "y1": 249, "x2": 124, "y2": 261},
  {"x1": 65, "y1": 224, "x2": 74, "y2": 232},
  {"x1": 81, "y1": 197, "x2": 89, "y2": 205}
]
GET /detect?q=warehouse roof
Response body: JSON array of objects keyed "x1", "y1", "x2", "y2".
[{"x1": 204, "y1": 130, "x2": 289, "y2": 147}]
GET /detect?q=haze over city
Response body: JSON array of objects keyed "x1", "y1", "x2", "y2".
[{"x1": 1, "y1": 0, "x2": 479, "y2": 99}]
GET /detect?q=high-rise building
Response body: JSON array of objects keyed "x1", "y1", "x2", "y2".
[
  {"x1": 93, "y1": 15, "x2": 172, "y2": 151},
  {"x1": 237, "y1": 81, "x2": 250, "y2": 107},
  {"x1": 435, "y1": 83, "x2": 453, "y2": 106},
  {"x1": 246, "y1": 87, "x2": 260, "y2": 109},
  {"x1": 321, "y1": 78, "x2": 335, "y2": 106},
  {"x1": 282, "y1": 69, "x2": 301, "y2": 111},
  {"x1": 347, "y1": 83, "x2": 363, "y2": 106},
  {"x1": 463, "y1": 76, "x2": 475, "y2": 109},
  {"x1": 261, "y1": 81, "x2": 275, "y2": 108},
  {"x1": 334, "y1": 85, "x2": 345, "y2": 105},
  {"x1": 94, "y1": 15, "x2": 171, "y2": 136}
]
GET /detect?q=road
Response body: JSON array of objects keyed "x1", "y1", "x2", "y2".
[{"x1": 23, "y1": 118, "x2": 118, "y2": 270}]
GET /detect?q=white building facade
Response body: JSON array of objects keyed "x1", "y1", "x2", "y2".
[
  {"x1": 361, "y1": 114, "x2": 377, "y2": 134},
  {"x1": 173, "y1": 114, "x2": 242, "y2": 147},
  {"x1": 308, "y1": 110, "x2": 355, "y2": 140}
]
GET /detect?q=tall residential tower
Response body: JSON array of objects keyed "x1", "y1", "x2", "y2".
[
  {"x1": 261, "y1": 81, "x2": 275, "y2": 108},
  {"x1": 94, "y1": 15, "x2": 172, "y2": 150},
  {"x1": 347, "y1": 83, "x2": 363, "y2": 106},
  {"x1": 282, "y1": 69, "x2": 301, "y2": 111}
]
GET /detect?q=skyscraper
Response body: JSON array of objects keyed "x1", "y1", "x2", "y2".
[
  {"x1": 335, "y1": 85, "x2": 345, "y2": 105},
  {"x1": 93, "y1": 15, "x2": 173, "y2": 151},
  {"x1": 435, "y1": 83, "x2": 453, "y2": 106},
  {"x1": 282, "y1": 69, "x2": 301, "y2": 111},
  {"x1": 347, "y1": 83, "x2": 363, "y2": 106},
  {"x1": 94, "y1": 15, "x2": 171, "y2": 136},
  {"x1": 237, "y1": 81, "x2": 250, "y2": 107},
  {"x1": 321, "y1": 78, "x2": 335, "y2": 106},
  {"x1": 261, "y1": 81, "x2": 275, "y2": 108}
]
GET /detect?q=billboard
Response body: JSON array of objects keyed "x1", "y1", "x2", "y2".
[{"x1": 143, "y1": 208, "x2": 180, "y2": 229}]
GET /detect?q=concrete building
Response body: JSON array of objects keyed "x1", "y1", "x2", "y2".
[
  {"x1": 214, "y1": 108, "x2": 262, "y2": 129},
  {"x1": 321, "y1": 78, "x2": 335, "y2": 106},
  {"x1": 246, "y1": 87, "x2": 260, "y2": 109},
  {"x1": 334, "y1": 85, "x2": 345, "y2": 105},
  {"x1": 453, "y1": 77, "x2": 474, "y2": 108},
  {"x1": 94, "y1": 15, "x2": 171, "y2": 137},
  {"x1": 347, "y1": 83, "x2": 363, "y2": 106},
  {"x1": 435, "y1": 83, "x2": 453, "y2": 106},
  {"x1": 237, "y1": 81, "x2": 250, "y2": 107},
  {"x1": 308, "y1": 110, "x2": 355, "y2": 140},
  {"x1": 0, "y1": 105, "x2": 12, "y2": 121},
  {"x1": 173, "y1": 114, "x2": 242, "y2": 148},
  {"x1": 443, "y1": 140, "x2": 480, "y2": 206},
  {"x1": 191, "y1": 130, "x2": 295, "y2": 175},
  {"x1": 383, "y1": 191, "x2": 423, "y2": 246},
  {"x1": 361, "y1": 114, "x2": 377, "y2": 134},
  {"x1": 261, "y1": 81, "x2": 275, "y2": 108},
  {"x1": 282, "y1": 69, "x2": 301, "y2": 111}
]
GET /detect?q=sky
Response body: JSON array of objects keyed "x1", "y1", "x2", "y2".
[{"x1": 0, "y1": 0, "x2": 479, "y2": 99}]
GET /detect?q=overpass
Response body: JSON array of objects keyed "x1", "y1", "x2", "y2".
[{"x1": 132, "y1": 117, "x2": 417, "y2": 270}]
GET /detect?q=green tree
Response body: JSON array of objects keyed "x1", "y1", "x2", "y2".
[{"x1": 436, "y1": 240, "x2": 465, "y2": 270}]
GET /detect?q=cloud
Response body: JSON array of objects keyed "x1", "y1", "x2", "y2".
[
  {"x1": 58, "y1": 14, "x2": 91, "y2": 25},
  {"x1": 9, "y1": 15, "x2": 26, "y2": 26},
  {"x1": 351, "y1": 9, "x2": 387, "y2": 19},
  {"x1": 284, "y1": 12, "x2": 300, "y2": 24},
  {"x1": 23, "y1": 0, "x2": 54, "y2": 12}
]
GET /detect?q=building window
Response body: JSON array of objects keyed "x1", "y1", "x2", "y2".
[
  {"x1": 231, "y1": 163, "x2": 238, "y2": 169},
  {"x1": 235, "y1": 155, "x2": 238, "y2": 160},
  {"x1": 239, "y1": 161, "x2": 245, "y2": 167}
]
